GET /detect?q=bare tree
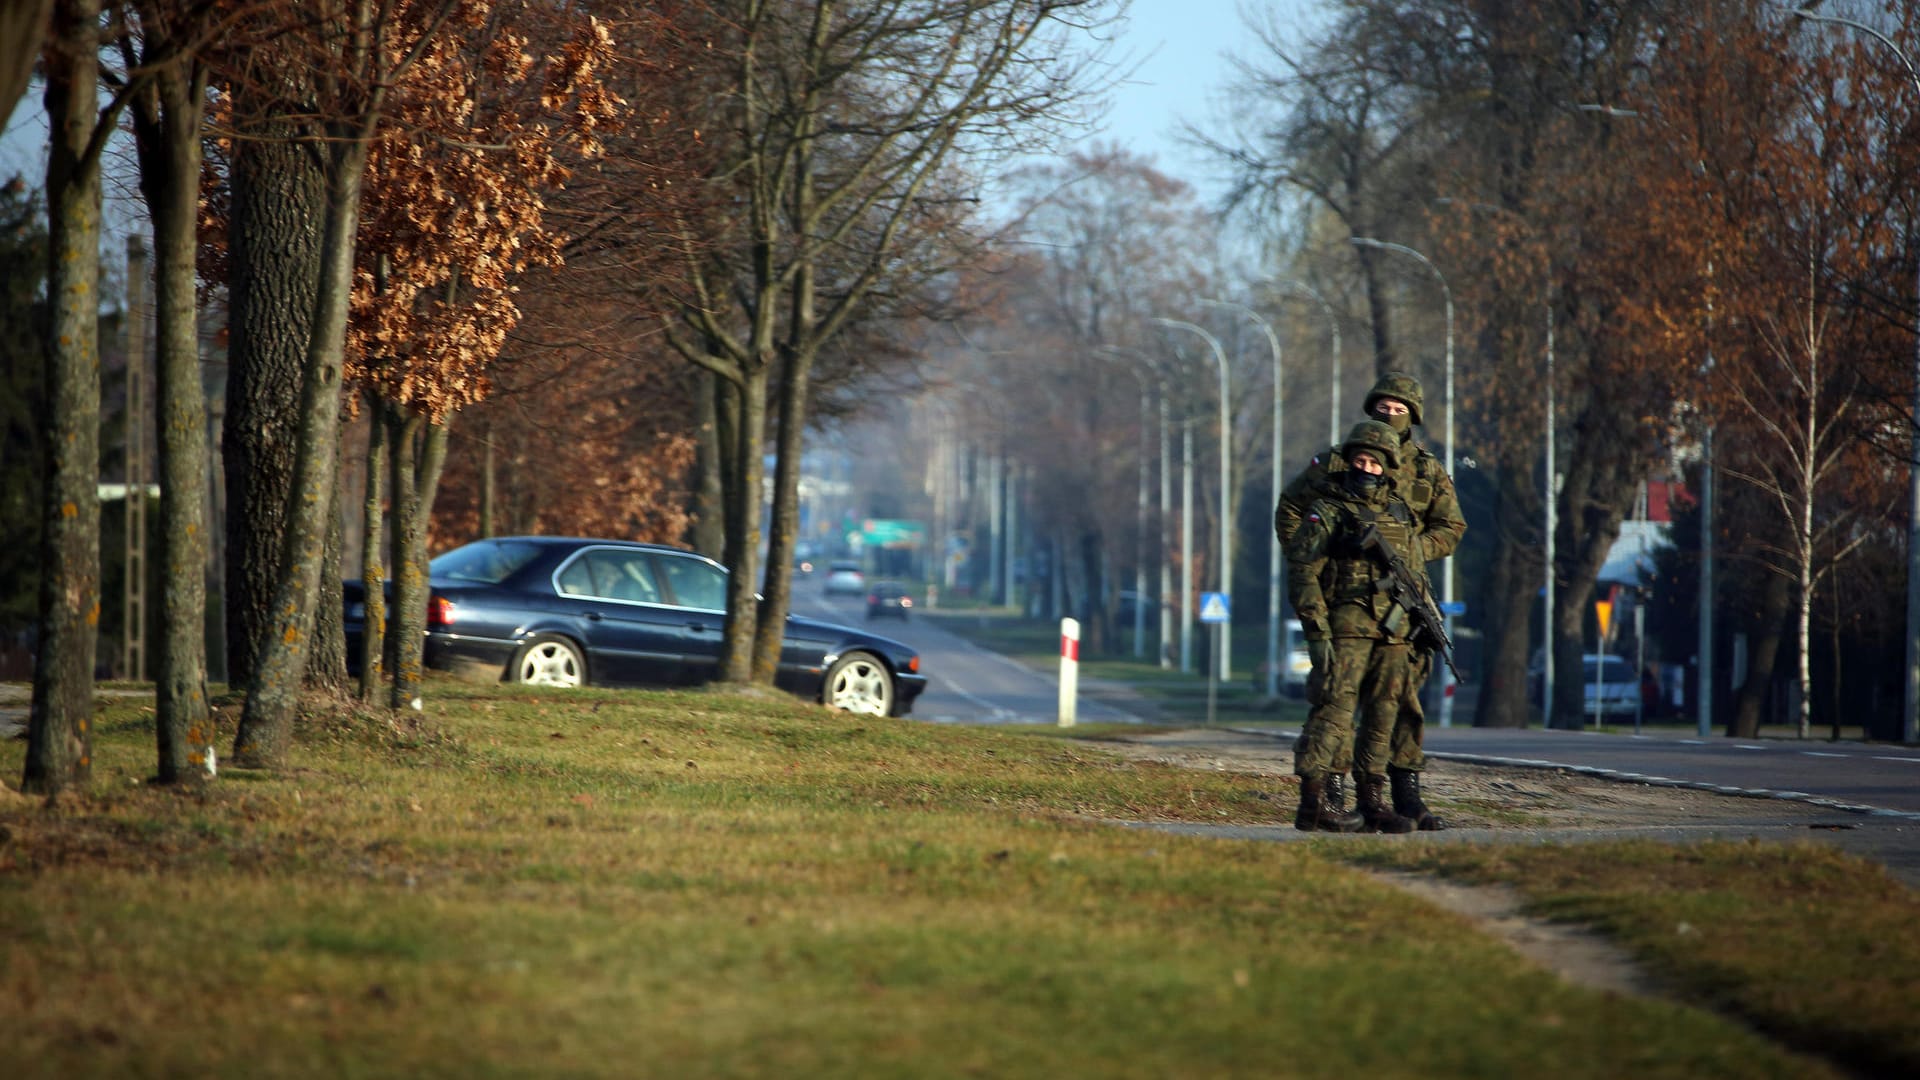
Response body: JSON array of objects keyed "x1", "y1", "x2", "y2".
[
  {"x1": 122, "y1": 0, "x2": 222, "y2": 782},
  {"x1": 24, "y1": 0, "x2": 141, "y2": 795},
  {"x1": 662, "y1": 0, "x2": 1120, "y2": 688}
]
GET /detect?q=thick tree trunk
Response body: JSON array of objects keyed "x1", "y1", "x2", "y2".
[
  {"x1": 1473, "y1": 465, "x2": 1538, "y2": 728},
  {"x1": 357, "y1": 405, "x2": 386, "y2": 701},
  {"x1": 718, "y1": 371, "x2": 765, "y2": 684},
  {"x1": 689, "y1": 369, "x2": 725, "y2": 558},
  {"x1": 1732, "y1": 571, "x2": 1792, "y2": 738},
  {"x1": 129, "y1": 49, "x2": 213, "y2": 783},
  {"x1": 24, "y1": 0, "x2": 103, "y2": 797},
  {"x1": 233, "y1": 144, "x2": 368, "y2": 768},
  {"x1": 223, "y1": 120, "x2": 323, "y2": 688}
]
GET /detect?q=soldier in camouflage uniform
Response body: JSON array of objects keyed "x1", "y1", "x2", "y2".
[
  {"x1": 1275, "y1": 373, "x2": 1465, "y2": 830},
  {"x1": 1285, "y1": 420, "x2": 1422, "y2": 832}
]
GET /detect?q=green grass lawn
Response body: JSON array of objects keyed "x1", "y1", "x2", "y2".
[{"x1": 0, "y1": 679, "x2": 1902, "y2": 1078}]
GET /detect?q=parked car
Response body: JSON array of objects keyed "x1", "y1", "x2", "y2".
[
  {"x1": 1527, "y1": 651, "x2": 1640, "y2": 718},
  {"x1": 823, "y1": 560, "x2": 866, "y2": 597},
  {"x1": 344, "y1": 537, "x2": 926, "y2": 717},
  {"x1": 866, "y1": 581, "x2": 913, "y2": 619}
]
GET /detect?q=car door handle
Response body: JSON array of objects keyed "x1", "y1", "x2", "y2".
[
  {"x1": 584, "y1": 612, "x2": 603, "y2": 621},
  {"x1": 688, "y1": 623, "x2": 713, "y2": 632}
]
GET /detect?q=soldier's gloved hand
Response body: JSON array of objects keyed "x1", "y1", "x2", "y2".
[{"x1": 1308, "y1": 638, "x2": 1332, "y2": 674}]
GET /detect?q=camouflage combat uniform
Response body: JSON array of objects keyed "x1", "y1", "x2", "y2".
[
  {"x1": 1290, "y1": 441, "x2": 1428, "y2": 776},
  {"x1": 1274, "y1": 373, "x2": 1465, "y2": 774}
]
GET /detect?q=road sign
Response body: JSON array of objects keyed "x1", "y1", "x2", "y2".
[
  {"x1": 1199, "y1": 592, "x2": 1230, "y2": 624},
  {"x1": 1439, "y1": 601, "x2": 1466, "y2": 616}
]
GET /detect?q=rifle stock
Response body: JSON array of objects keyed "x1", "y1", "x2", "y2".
[{"x1": 1358, "y1": 524, "x2": 1462, "y2": 684}]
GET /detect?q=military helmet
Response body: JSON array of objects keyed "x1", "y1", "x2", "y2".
[
  {"x1": 1364, "y1": 371, "x2": 1424, "y2": 425},
  {"x1": 1342, "y1": 419, "x2": 1401, "y2": 471}
]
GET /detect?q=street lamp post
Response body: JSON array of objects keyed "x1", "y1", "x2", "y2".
[
  {"x1": 1793, "y1": 8, "x2": 1920, "y2": 744},
  {"x1": 1262, "y1": 280, "x2": 1343, "y2": 447},
  {"x1": 1153, "y1": 318, "x2": 1234, "y2": 683},
  {"x1": 1348, "y1": 237, "x2": 1457, "y2": 728},
  {"x1": 1200, "y1": 299, "x2": 1285, "y2": 697}
]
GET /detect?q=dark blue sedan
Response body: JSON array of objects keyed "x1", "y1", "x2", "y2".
[{"x1": 346, "y1": 537, "x2": 927, "y2": 717}]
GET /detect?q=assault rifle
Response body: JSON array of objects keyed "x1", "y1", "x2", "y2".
[{"x1": 1357, "y1": 524, "x2": 1462, "y2": 685}]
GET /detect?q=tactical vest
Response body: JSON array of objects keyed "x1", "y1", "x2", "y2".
[{"x1": 1327, "y1": 498, "x2": 1420, "y2": 623}]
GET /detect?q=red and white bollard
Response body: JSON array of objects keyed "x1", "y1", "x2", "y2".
[{"x1": 1058, "y1": 617, "x2": 1080, "y2": 728}]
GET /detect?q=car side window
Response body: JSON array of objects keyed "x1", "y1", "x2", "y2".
[
  {"x1": 555, "y1": 556, "x2": 595, "y2": 597},
  {"x1": 581, "y1": 551, "x2": 662, "y2": 604},
  {"x1": 659, "y1": 556, "x2": 727, "y2": 611}
]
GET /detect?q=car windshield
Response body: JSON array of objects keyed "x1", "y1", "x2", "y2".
[
  {"x1": 431, "y1": 540, "x2": 544, "y2": 584},
  {"x1": 1582, "y1": 657, "x2": 1634, "y2": 683}
]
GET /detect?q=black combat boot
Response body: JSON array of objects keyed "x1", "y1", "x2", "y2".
[
  {"x1": 1389, "y1": 766, "x2": 1448, "y2": 831},
  {"x1": 1356, "y1": 774, "x2": 1416, "y2": 834},
  {"x1": 1326, "y1": 772, "x2": 1351, "y2": 816},
  {"x1": 1294, "y1": 776, "x2": 1364, "y2": 833}
]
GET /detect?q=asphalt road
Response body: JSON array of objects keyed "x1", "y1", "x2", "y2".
[
  {"x1": 791, "y1": 587, "x2": 1151, "y2": 727},
  {"x1": 1410, "y1": 724, "x2": 1920, "y2": 818}
]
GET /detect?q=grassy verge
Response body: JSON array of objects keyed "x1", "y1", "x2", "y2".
[
  {"x1": 0, "y1": 680, "x2": 1877, "y2": 1078},
  {"x1": 1344, "y1": 841, "x2": 1920, "y2": 1077}
]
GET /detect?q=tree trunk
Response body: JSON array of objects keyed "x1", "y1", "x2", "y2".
[
  {"x1": 387, "y1": 407, "x2": 422, "y2": 708},
  {"x1": 306, "y1": 428, "x2": 347, "y2": 693},
  {"x1": 357, "y1": 402, "x2": 386, "y2": 701},
  {"x1": 1473, "y1": 465, "x2": 1538, "y2": 728},
  {"x1": 689, "y1": 368, "x2": 725, "y2": 558},
  {"x1": 233, "y1": 140, "x2": 369, "y2": 768},
  {"x1": 0, "y1": 0, "x2": 52, "y2": 130},
  {"x1": 223, "y1": 116, "x2": 323, "y2": 688},
  {"x1": 1732, "y1": 571, "x2": 1792, "y2": 738},
  {"x1": 388, "y1": 409, "x2": 450, "y2": 710},
  {"x1": 718, "y1": 370, "x2": 764, "y2": 684},
  {"x1": 477, "y1": 413, "x2": 493, "y2": 538},
  {"x1": 754, "y1": 354, "x2": 810, "y2": 683},
  {"x1": 128, "y1": 43, "x2": 213, "y2": 783},
  {"x1": 24, "y1": 0, "x2": 103, "y2": 797}
]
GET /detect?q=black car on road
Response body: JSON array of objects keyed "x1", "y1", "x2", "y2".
[{"x1": 346, "y1": 537, "x2": 927, "y2": 717}]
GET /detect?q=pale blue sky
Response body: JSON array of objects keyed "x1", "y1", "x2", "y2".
[
  {"x1": 1074, "y1": 0, "x2": 1321, "y2": 205},
  {"x1": 0, "y1": 1, "x2": 1325, "y2": 230}
]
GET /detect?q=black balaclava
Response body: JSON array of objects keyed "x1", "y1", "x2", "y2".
[
  {"x1": 1373, "y1": 401, "x2": 1413, "y2": 437},
  {"x1": 1345, "y1": 468, "x2": 1387, "y2": 498}
]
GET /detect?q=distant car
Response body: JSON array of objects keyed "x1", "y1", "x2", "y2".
[
  {"x1": 1528, "y1": 651, "x2": 1641, "y2": 718},
  {"x1": 1282, "y1": 619, "x2": 1311, "y2": 697},
  {"x1": 866, "y1": 582, "x2": 913, "y2": 619},
  {"x1": 344, "y1": 537, "x2": 925, "y2": 717},
  {"x1": 823, "y1": 560, "x2": 866, "y2": 596}
]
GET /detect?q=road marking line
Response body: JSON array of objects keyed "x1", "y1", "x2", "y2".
[
  {"x1": 1803, "y1": 751, "x2": 1847, "y2": 758},
  {"x1": 1733, "y1": 744, "x2": 1767, "y2": 751},
  {"x1": 1872, "y1": 755, "x2": 1920, "y2": 764}
]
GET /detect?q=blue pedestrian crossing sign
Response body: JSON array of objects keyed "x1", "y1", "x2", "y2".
[{"x1": 1199, "y1": 592, "x2": 1231, "y2": 624}]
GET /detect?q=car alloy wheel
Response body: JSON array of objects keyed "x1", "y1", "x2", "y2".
[
  {"x1": 510, "y1": 634, "x2": 584, "y2": 688},
  {"x1": 824, "y1": 651, "x2": 894, "y2": 716}
]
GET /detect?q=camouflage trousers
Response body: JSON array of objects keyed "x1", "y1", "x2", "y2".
[{"x1": 1294, "y1": 638, "x2": 1425, "y2": 779}]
